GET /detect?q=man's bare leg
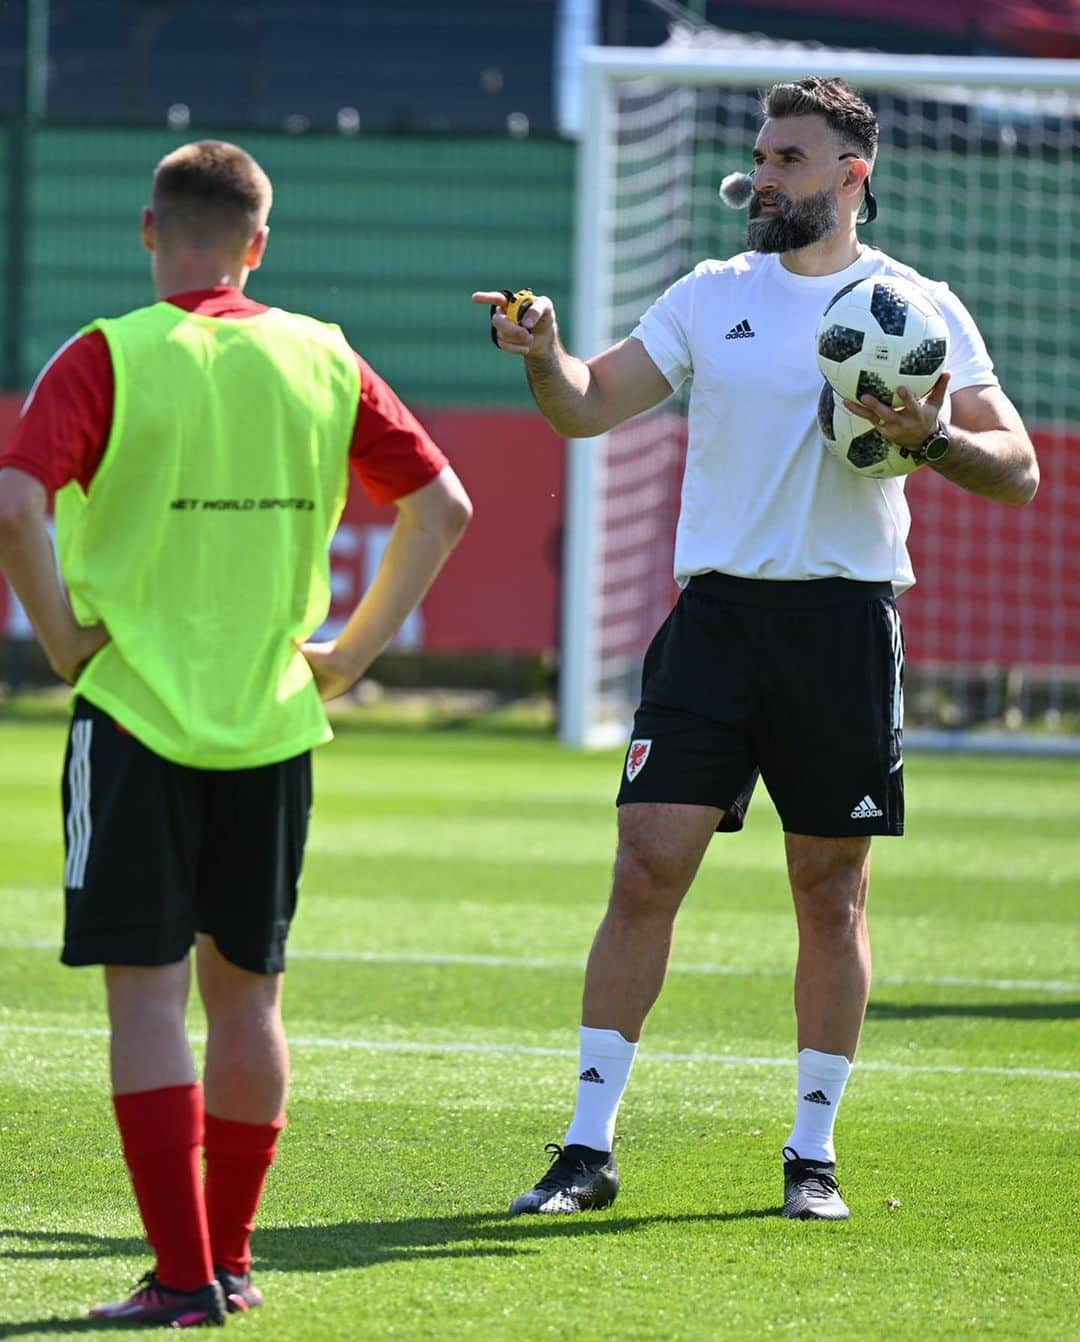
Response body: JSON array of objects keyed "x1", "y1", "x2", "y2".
[
  {"x1": 102, "y1": 958, "x2": 217, "y2": 1296},
  {"x1": 781, "y1": 833, "x2": 872, "y2": 1220},
  {"x1": 581, "y1": 802, "x2": 724, "y2": 1040},
  {"x1": 787, "y1": 833, "x2": 873, "y2": 1062},
  {"x1": 197, "y1": 934, "x2": 287, "y2": 1124},
  {"x1": 510, "y1": 802, "x2": 721, "y2": 1215},
  {"x1": 106, "y1": 959, "x2": 194, "y2": 1095},
  {"x1": 195, "y1": 934, "x2": 287, "y2": 1304}
]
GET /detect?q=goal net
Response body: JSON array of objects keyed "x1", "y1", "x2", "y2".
[{"x1": 560, "y1": 32, "x2": 1080, "y2": 751}]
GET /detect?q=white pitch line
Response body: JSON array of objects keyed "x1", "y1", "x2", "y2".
[
  {"x1": 2, "y1": 1024, "x2": 1077, "y2": 1081},
  {"x1": 2, "y1": 939, "x2": 1075, "y2": 996}
]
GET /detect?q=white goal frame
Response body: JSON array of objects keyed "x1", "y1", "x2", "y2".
[{"x1": 560, "y1": 44, "x2": 1080, "y2": 749}]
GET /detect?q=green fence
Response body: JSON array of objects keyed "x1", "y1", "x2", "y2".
[{"x1": 5, "y1": 127, "x2": 575, "y2": 408}]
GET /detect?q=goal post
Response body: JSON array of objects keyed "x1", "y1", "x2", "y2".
[
  {"x1": 559, "y1": 38, "x2": 1080, "y2": 751},
  {"x1": 560, "y1": 58, "x2": 615, "y2": 750}
]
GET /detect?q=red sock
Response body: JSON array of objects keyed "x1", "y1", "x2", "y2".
[
  {"x1": 203, "y1": 1112, "x2": 285, "y2": 1275},
  {"x1": 113, "y1": 1084, "x2": 214, "y2": 1293}
]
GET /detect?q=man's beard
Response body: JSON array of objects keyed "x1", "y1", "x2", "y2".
[{"x1": 746, "y1": 188, "x2": 838, "y2": 253}]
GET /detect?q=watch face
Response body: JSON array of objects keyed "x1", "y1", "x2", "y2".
[{"x1": 923, "y1": 432, "x2": 949, "y2": 462}]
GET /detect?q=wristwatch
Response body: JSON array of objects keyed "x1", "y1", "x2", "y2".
[{"x1": 920, "y1": 423, "x2": 950, "y2": 463}]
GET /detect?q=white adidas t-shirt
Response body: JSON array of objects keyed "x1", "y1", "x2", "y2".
[{"x1": 631, "y1": 247, "x2": 998, "y2": 592}]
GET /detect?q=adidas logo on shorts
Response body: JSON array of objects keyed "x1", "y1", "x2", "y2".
[{"x1": 851, "y1": 794, "x2": 884, "y2": 819}]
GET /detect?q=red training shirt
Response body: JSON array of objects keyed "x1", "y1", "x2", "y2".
[{"x1": 0, "y1": 287, "x2": 447, "y2": 504}]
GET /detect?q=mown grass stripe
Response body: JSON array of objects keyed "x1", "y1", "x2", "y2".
[
  {"x1": 4, "y1": 1024, "x2": 1077, "y2": 1081},
  {"x1": 1, "y1": 938, "x2": 1075, "y2": 995}
]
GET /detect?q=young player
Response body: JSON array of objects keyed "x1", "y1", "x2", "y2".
[
  {"x1": 0, "y1": 140, "x2": 471, "y2": 1324},
  {"x1": 475, "y1": 77, "x2": 1037, "y2": 1221}
]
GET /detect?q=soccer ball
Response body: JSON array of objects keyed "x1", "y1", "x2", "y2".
[
  {"x1": 817, "y1": 380, "x2": 924, "y2": 478},
  {"x1": 816, "y1": 275, "x2": 949, "y2": 406}
]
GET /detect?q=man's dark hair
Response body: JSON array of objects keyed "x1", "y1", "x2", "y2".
[
  {"x1": 151, "y1": 140, "x2": 273, "y2": 248},
  {"x1": 761, "y1": 77, "x2": 879, "y2": 164}
]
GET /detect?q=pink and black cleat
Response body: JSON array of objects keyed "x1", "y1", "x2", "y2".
[{"x1": 89, "y1": 1270, "x2": 226, "y2": 1326}]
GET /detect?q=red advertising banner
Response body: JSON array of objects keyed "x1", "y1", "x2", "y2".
[
  {"x1": 324, "y1": 409, "x2": 565, "y2": 654},
  {"x1": 0, "y1": 400, "x2": 565, "y2": 655}
]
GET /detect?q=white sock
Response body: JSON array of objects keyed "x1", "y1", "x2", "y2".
[
  {"x1": 785, "y1": 1048, "x2": 852, "y2": 1164},
  {"x1": 563, "y1": 1026, "x2": 638, "y2": 1153}
]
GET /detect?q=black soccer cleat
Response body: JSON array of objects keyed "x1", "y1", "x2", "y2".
[
  {"x1": 509, "y1": 1142, "x2": 620, "y2": 1215},
  {"x1": 216, "y1": 1266, "x2": 264, "y2": 1313},
  {"x1": 782, "y1": 1146, "x2": 851, "y2": 1220}
]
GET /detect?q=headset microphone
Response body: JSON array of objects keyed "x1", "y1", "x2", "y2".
[{"x1": 718, "y1": 171, "x2": 755, "y2": 209}]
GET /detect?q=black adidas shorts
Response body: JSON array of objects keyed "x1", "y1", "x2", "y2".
[
  {"x1": 61, "y1": 698, "x2": 312, "y2": 973},
  {"x1": 616, "y1": 573, "x2": 905, "y2": 837}
]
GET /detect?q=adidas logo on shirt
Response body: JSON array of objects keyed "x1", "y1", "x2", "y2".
[
  {"x1": 851, "y1": 794, "x2": 884, "y2": 819},
  {"x1": 724, "y1": 318, "x2": 755, "y2": 340},
  {"x1": 579, "y1": 1067, "x2": 605, "y2": 1084},
  {"x1": 802, "y1": 1089, "x2": 832, "y2": 1106}
]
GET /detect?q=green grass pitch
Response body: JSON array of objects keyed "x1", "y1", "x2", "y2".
[{"x1": 0, "y1": 714, "x2": 1076, "y2": 1340}]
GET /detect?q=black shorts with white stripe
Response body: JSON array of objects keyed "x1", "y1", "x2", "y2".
[
  {"x1": 616, "y1": 573, "x2": 904, "y2": 837},
  {"x1": 61, "y1": 698, "x2": 311, "y2": 972}
]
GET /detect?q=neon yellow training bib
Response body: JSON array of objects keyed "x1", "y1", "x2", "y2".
[{"x1": 55, "y1": 301, "x2": 359, "y2": 768}]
